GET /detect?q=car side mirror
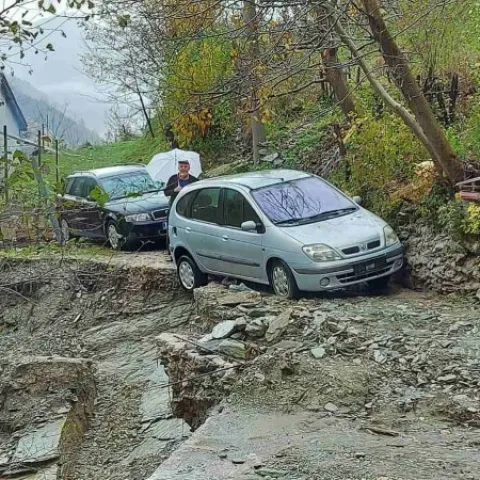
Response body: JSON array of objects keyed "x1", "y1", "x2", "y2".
[
  {"x1": 352, "y1": 196, "x2": 362, "y2": 205},
  {"x1": 241, "y1": 220, "x2": 257, "y2": 232}
]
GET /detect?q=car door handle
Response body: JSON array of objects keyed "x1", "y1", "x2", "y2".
[
  {"x1": 185, "y1": 227, "x2": 192, "y2": 233},
  {"x1": 222, "y1": 235, "x2": 228, "y2": 241}
]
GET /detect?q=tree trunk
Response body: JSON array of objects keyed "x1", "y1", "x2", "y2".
[
  {"x1": 329, "y1": 9, "x2": 441, "y2": 167},
  {"x1": 243, "y1": 0, "x2": 266, "y2": 164},
  {"x1": 322, "y1": 47, "x2": 356, "y2": 120},
  {"x1": 361, "y1": 0, "x2": 463, "y2": 184}
]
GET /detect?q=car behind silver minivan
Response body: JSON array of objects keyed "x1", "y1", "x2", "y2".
[{"x1": 169, "y1": 170, "x2": 403, "y2": 298}]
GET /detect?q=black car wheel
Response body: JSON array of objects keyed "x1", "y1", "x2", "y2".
[
  {"x1": 177, "y1": 255, "x2": 208, "y2": 292},
  {"x1": 60, "y1": 218, "x2": 70, "y2": 243},
  {"x1": 270, "y1": 259, "x2": 300, "y2": 299},
  {"x1": 107, "y1": 221, "x2": 126, "y2": 250}
]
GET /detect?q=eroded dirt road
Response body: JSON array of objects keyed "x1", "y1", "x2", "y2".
[{"x1": 1, "y1": 257, "x2": 479, "y2": 480}]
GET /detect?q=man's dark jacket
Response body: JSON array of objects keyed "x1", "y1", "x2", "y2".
[{"x1": 164, "y1": 174, "x2": 198, "y2": 206}]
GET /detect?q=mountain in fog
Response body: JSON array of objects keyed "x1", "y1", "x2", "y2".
[{"x1": 9, "y1": 76, "x2": 102, "y2": 147}]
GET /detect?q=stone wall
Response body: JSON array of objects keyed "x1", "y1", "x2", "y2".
[{"x1": 400, "y1": 224, "x2": 480, "y2": 299}]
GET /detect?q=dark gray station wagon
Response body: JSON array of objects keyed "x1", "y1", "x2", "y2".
[{"x1": 57, "y1": 165, "x2": 170, "y2": 249}]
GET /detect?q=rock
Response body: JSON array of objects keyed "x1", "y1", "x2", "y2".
[
  {"x1": 437, "y1": 374, "x2": 457, "y2": 384},
  {"x1": 452, "y1": 394, "x2": 478, "y2": 414},
  {"x1": 355, "y1": 452, "x2": 366, "y2": 459},
  {"x1": 273, "y1": 340, "x2": 303, "y2": 350},
  {"x1": 245, "y1": 319, "x2": 268, "y2": 338},
  {"x1": 262, "y1": 153, "x2": 279, "y2": 163},
  {"x1": 256, "y1": 467, "x2": 288, "y2": 477},
  {"x1": 232, "y1": 458, "x2": 246, "y2": 464},
  {"x1": 373, "y1": 350, "x2": 387, "y2": 364},
  {"x1": 324, "y1": 402, "x2": 339, "y2": 413},
  {"x1": 219, "y1": 452, "x2": 228, "y2": 459},
  {"x1": 311, "y1": 346, "x2": 326, "y2": 359},
  {"x1": 229, "y1": 283, "x2": 256, "y2": 292},
  {"x1": 477, "y1": 289, "x2": 480, "y2": 301},
  {"x1": 235, "y1": 317, "x2": 248, "y2": 331},
  {"x1": 218, "y1": 291, "x2": 261, "y2": 307},
  {"x1": 212, "y1": 320, "x2": 238, "y2": 339},
  {"x1": 218, "y1": 339, "x2": 247, "y2": 359},
  {"x1": 265, "y1": 310, "x2": 292, "y2": 343}
]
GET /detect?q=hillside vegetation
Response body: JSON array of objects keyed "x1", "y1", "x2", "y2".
[{"x1": 3, "y1": 0, "x2": 480, "y2": 244}]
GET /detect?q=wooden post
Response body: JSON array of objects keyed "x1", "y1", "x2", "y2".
[
  {"x1": 38, "y1": 130, "x2": 42, "y2": 168},
  {"x1": 55, "y1": 139, "x2": 59, "y2": 184},
  {"x1": 3, "y1": 125, "x2": 8, "y2": 203}
]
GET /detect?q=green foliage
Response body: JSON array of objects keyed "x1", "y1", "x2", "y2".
[
  {"x1": 329, "y1": 107, "x2": 426, "y2": 224},
  {"x1": 464, "y1": 203, "x2": 480, "y2": 235}
]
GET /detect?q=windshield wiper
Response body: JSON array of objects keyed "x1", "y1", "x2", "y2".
[
  {"x1": 276, "y1": 218, "x2": 303, "y2": 225},
  {"x1": 306, "y1": 207, "x2": 357, "y2": 221}
]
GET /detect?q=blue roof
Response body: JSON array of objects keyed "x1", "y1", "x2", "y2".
[{"x1": 0, "y1": 73, "x2": 28, "y2": 132}]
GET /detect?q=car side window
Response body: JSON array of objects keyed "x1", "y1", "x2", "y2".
[
  {"x1": 66, "y1": 177, "x2": 77, "y2": 195},
  {"x1": 223, "y1": 188, "x2": 261, "y2": 228},
  {"x1": 81, "y1": 178, "x2": 98, "y2": 199},
  {"x1": 176, "y1": 191, "x2": 196, "y2": 218},
  {"x1": 69, "y1": 178, "x2": 86, "y2": 197},
  {"x1": 191, "y1": 188, "x2": 221, "y2": 223}
]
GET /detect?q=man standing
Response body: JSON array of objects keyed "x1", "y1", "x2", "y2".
[
  {"x1": 164, "y1": 160, "x2": 198, "y2": 256},
  {"x1": 164, "y1": 159, "x2": 198, "y2": 207}
]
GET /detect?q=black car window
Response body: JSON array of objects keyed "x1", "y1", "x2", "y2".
[
  {"x1": 69, "y1": 178, "x2": 86, "y2": 197},
  {"x1": 81, "y1": 178, "x2": 98, "y2": 199},
  {"x1": 223, "y1": 188, "x2": 261, "y2": 228},
  {"x1": 66, "y1": 177, "x2": 77, "y2": 195},
  {"x1": 191, "y1": 188, "x2": 221, "y2": 223},
  {"x1": 176, "y1": 191, "x2": 196, "y2": 218}
]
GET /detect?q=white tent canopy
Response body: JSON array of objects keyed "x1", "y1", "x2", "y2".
[{"x1": 146, "y1": 148, "x2": 202, "y2": 185}]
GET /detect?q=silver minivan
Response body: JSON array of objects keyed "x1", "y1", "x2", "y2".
[{"x1": 169, "y1": 170, "x2": 403, "y2": 298}]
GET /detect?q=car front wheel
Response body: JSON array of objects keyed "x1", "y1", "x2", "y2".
[
  {"x1": 107, "y1": 221, "x2": 126, "y2": 250},
  {"x1": 60, "y1": 218, "x2": 70, "y2": 243},
  {"x1": 177, "y1": 255, "x2": 207, "y2": 292},
  {"x1": 270, "y1": 259, "x2": 300, "y2": 299}
]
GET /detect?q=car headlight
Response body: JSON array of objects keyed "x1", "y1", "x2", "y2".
[
  {"x1": 125, "y1": 213, "x2": 152, "y2": 223},
  {"x1": 384, "y1": 225, "x2": 399, "y2": 246},
  {"x1": 302, "y1": 244, "x2": 341, "y2": 262}
]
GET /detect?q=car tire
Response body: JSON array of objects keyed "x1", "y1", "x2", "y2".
[
  {"x1": 106, "y1": 221, "x2": 126, "y2": 250},
  {"x1": 270, "y1": 259, "x2": 300, "y2": 299},
  {"x1": 59, "y1": 217, "x2": 71, "y2": 244},
  {"x1": 177, "y1": 255, "x2": 208, "y2": 292},
  {"x1": 367, "y1": 275, "x2": 391, "y2": 291}
]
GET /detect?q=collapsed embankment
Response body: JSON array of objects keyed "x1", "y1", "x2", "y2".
[
  {"x1": 1, "y1": 254, "x2": 480, "y2": 480},
  {"x1": 0, "y1": 256, "x2": 193, "y2": 480}
]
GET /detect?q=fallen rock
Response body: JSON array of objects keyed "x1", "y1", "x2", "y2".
[
  {"x1": 245, "y1": 319, "x2": 268, "y2": 338},
  {"x1": 218, "y1": 339, "x2": 247, "y2": 359},
  {"x1": 256, "y1": 467, "x2": 288, "y2": 477},
  {"x1": 311, "y1": 346, "x2": 326, "y2": 359},
  {"x1": 212, "y1": 320, "x2": 238, "y2": 339},
  {"x1": 265, "y1": 310, "x2": 292, "y2": 343},
  {"x1": 262, "y1": 153, "x2": 279, "y2": 163},
  {"x1": 437, "y1": 374, "x2": 457, "y2": 384},
  {"x1": 324, "y1": 402, "x2": 339, "y2": 413}
]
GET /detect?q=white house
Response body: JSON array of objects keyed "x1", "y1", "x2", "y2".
[{"x1": 0, "y1": 73, "x2": 28, "y2": 154}]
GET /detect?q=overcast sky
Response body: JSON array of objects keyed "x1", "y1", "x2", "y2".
[{"x1": 10, "y1": 15, "x2": 111, "y2": 137}]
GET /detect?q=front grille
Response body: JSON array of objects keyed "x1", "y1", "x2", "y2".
[
  {"x1": 152, "y1": 209, "x2": 169, "y2": 220},
  {"x1": 341, "y1": 238, "x2": 381, "y2": 256}
]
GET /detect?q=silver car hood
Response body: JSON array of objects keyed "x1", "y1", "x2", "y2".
[{"x1": 280, "y1": 209, "x2": 387, "y2": 249}]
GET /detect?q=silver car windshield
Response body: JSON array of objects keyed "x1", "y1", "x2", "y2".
[{"x1": 251, "y1": 176, "x2": 356, "y2": 225}]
